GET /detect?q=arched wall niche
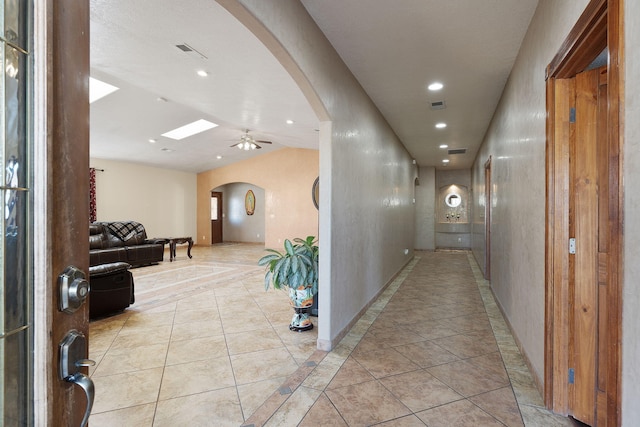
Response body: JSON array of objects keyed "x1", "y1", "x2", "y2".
[{"x1": 438, "y1": 184, "x2": 469, "y2": 223}]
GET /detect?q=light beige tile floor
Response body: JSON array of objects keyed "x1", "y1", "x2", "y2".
[{"x1": 89, "y1": 244, "x2": 580, "y2": 426}]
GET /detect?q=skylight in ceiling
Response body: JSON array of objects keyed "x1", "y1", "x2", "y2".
[
  {"x1": 161, "y1": 119, "x2": 219, "y2": 140},
  {"x1": 89, "y1": 77, "x2": 119, "y2": 103}
]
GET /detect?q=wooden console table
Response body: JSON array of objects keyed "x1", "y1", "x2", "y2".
[{"x1": 168, "y1": 237, "x2": 193, "y2": 262}]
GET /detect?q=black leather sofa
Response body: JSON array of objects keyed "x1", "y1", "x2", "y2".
[{"x1": 90, "y1": 221, "x2": 166, "y2": 268}]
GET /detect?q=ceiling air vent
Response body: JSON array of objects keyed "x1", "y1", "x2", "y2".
[
  {"x1": 448, "y1": 148, "x2": 467, "y2": 155},
  {"x1": 175, "y1": 43, "x2": 208, "y2": 60},
  {"x1": 430, "y1": 100, "x2": 446, "y2": 110}
]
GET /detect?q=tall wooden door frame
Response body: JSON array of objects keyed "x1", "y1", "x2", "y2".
[
  {"x1": 484, "y1": 156, "x2": 492, "y2": 281},
  {"x1": 545, "y1": 0, "x2": 623, "y2": 425},
  {"x1": 211, "y1": 191, "x2": 223, "y2": 244}
]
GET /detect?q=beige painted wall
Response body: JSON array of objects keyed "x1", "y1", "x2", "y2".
[
  {"x1": 470, "y1": 0, "x2": 590, "y2": 385},
  {"x1": 90, "y1": 158, "x2": 197, "y2": 239},
  {"x1": 197, "y1": 148, "x2": 319, "y2": 248}
]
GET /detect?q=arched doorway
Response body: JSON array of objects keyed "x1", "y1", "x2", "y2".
[{"x1": 211, "y1": 183, "x2": 266, "y2": 244}]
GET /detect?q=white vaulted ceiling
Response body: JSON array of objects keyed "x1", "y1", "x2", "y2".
[{"x1": 90, "y1": 0, "x2": 539, "y2": 173}]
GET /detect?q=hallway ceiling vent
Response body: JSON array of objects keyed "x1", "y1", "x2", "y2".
[
  {"x1": 175, "y1": 43, "x2": 208, "y2": 60},
  {"x1": 448, "y1": 148, "x2": 467, "y2": 155},
  {"x1": 430, "y1": 100, "x2": 446, "y2": 110}
]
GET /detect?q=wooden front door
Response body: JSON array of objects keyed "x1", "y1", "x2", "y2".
[
  {"x1": 46, "y1": 2, "x2": 92, "y2": 425},
  {"x1": 211, "y1": 191, "x2": 223, "y2": 243},
  {"x1": 2, "y1": 1, "x2": 90, "y2": 425}
]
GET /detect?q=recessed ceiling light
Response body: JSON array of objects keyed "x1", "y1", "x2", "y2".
[
  {"x1": 148, "y1": 138, "x2": 157, "y2": 143},
  {"x1": 435, "y1": 123, "x2": 447, "y2": 129},
  {"x1": 439, "y1": 144, "x2": 448, "y2": 149},
  {"x1": 286, "y1": 119, "x2": 294, "y2": 125},
  {"x1": 89, "y1": 77, "x2": 119, "y2": 103},
  {"x1": 216, "y1": 155, "x2": 222, "y2": 159},
  {"x1": 196, "y1": 70, "x2": 208, "y2": 77},
  {"x1": 428, "y1": 82, "x2": 444, "y2": 91},
  {"x1": 442, "y1": 159, "x2": 450, "y2": 163},
  {"x1": 161, "y1": 119, "x2": 218, "y2": 140}
]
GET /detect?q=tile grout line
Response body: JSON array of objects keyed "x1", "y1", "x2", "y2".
[
  {"x1": 466, "y1": 253, "x2": 559, "y2": 426},
  {"x1": 150, "y1": 303, "x2": 179, "y2": 426},
  {"x1": 240, "y1": 257, "x2": 420, "y2": 427}
]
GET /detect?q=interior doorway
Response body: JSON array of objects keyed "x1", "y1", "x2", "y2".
[
  {"x1": 211, "y1": 191, "x2": 223, "y2": 244},
  {"x1": 568, "y1": 65, "x2": 608, "y2": 426},
  {"x1": 545, "y1": 1, "x2": 623, "y2": 425},
  {"x1": 484, "y1": 156, "x2": 492, "y2": 281}
]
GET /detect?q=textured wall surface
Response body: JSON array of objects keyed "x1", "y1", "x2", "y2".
[
  {"x1": 470, "y1": 0, "x2": 590, "y2": 383},
  {"x1": 415, "y1": 166, "x2": 435, "y2": 250}
]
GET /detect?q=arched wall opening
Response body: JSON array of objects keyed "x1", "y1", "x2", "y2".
[
  {"x1": 211, "y1": 182, "x2": 266, "y2": 243},
  {"x1": 197, "y1": 147, "x2": 319, "y2": 249},
  {"x1": 213, "y1": 0, "x2": 417, "y2": 351}
]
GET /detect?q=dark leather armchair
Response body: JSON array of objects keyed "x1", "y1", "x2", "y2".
[
  {"x1": 89, "y1": 261, "x2": 134, "y2": 319},
  {"x1": 88, "y1": 221, "x2": 165, "y2": 318}
]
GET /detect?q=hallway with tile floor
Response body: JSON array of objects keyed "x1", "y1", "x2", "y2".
[{"x1": 89, "y1": 244, "x2": 577, "y2": 426}]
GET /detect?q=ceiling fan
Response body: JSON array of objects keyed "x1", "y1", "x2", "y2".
[{"x1": 230, "y1": 130, "x2": 273, "y2": 150}]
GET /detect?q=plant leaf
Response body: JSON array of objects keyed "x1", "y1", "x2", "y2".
[
  {"x1": 272, "y1": 258, "x2": 284, "y2": 289},
  {"x1": 257, "y1": 253, "x2": 280, "y2": 266},
  {"x1": 281, "y1": 257, "x2": 291, "y2": 286},
  {"x1": 284, "y1": 239, "x2": 294, "y2": 256},
  {"x1": 264, "y1": 270, "x2": 272, "y2": 291}
]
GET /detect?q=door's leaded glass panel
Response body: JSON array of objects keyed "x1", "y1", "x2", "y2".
[{"x1": 1, "y1": 0, "x2": 32, "y2": 425}]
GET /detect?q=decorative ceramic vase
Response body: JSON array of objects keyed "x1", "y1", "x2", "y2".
[{"x1": 288, "y1": 286, "x2": 314, "y2": 331}]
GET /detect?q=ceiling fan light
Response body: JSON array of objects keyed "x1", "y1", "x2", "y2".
[{"x1": 250, "y1": 143, "x2": 256, "y2": 150}]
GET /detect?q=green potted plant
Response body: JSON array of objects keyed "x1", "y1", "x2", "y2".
[{"x1": 258, "y1": 236, "x2": 318, "y2": 331}]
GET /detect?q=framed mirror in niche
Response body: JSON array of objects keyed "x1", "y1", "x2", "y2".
[
  {"x1": 445, "y1": 193, "x2": 462, "y2": 208},
  {"x1": 438, "y1": 184, "x2": 468, "y2": 223}
]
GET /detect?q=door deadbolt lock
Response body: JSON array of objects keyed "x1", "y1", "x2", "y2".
[{"x1": 59, "y1": 266, "x2": 89, "y2": 314}]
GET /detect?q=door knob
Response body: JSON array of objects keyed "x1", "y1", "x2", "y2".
[
  {"x1": 59, "y1": 330, "x2": 95, "y2": 427},
  {"x1": 65, "y1": 372, "x2": 94, "y2": 427}
]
